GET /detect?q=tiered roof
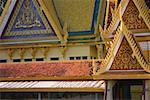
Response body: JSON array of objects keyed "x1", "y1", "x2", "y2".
[{"x1": 0, "y1": 0, "x2": 105, "y2": 45}]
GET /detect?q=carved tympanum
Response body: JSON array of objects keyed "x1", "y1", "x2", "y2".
[
  {"x1": 111, "y1": 38, "x2": 143, "y2": 70},
  {"x1": 122, "y1": 0, "x2": 148, "y2": 30}
]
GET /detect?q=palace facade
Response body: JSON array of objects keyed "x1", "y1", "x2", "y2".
[{"x1": 0, "y1": 0, "x2": 149, "y2": 100}]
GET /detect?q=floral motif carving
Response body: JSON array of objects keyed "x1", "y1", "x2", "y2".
[
  {"x1": 122, "y1": 0, "x2": 148, "y2": 30},
  {"x1": 111, "y1": 38, "x2": 143, "y2": 70}
]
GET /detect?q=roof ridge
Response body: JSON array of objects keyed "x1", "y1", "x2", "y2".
[
  {"x1": 96, "y1": 25, "x2": 122, "y2": 74},
  {"x1": 104, "y1": 0, "x2": 128, "y2": 37}
]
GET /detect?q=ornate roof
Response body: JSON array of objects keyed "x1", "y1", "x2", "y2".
[
  {"x1": 0, "y1": 0, "x2": 106, "y2": 45},
  {"x1": 95, "y1": 21, "x2": 150, "y2": 74},
  {"x1": 102, "y1": 0, "x2": 150, "y2": 38},
  {"x1": 1, "y1": 0, "x2": 57, "y2": 41}
]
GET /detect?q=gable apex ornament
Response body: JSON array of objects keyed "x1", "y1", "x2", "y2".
[{"x1": 95, "y1": 21, "x2": 150, "y2": 74}]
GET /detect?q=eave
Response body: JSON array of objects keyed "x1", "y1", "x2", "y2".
[
  {"x1": 0, "y1": 87, "x2": 104, "y2": 93},
  {"x1": 93, "y1": 71, "x2": 150, "y2": 80}
]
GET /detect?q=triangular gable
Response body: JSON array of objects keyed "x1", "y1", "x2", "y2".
[
  {"x1": 110, "y1": 37, "x2": 143, "y2": 70},
  {"x1": 96, "y1": 22, "x2": 150, "y2": 74},
  {"x1": 122, "y1": 0, "x2": 148, "y2": 31},
  {"x1": 1, "y1": 0, "x2": 56, "y2": 40},
  {"x1": 0, "y1": 0, "x2": 16, "y2": 36},
  {"x1": 103, "y1": 0, "x2": 150, "y2": 38}
]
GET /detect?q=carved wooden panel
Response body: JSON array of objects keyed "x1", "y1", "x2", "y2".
[
  {"x1": 111, "y1": 38, "x2": 143, "y2": 70},
  {"x1": 122, "y1": 0, "x2": 148, "y2": 30}
]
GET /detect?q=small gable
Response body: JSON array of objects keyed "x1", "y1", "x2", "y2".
[
  {"x1": 1, "y1": 0, "x2": 56, "y2": 40},
  {"x1": 122, "y1": 0, "x2": 148, "y2": 31},
  {"x1": 110, "y1": 37, "x2": 143, "y2": 70}
]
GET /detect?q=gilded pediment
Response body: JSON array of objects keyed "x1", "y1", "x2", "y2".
[
  {"x1": 1, "y1": 0, "x2": 56, "y2": 40},
  {"x1": 122, "y1": 0, "x2": 148, "y2": 31},
  {"x1": 110, "y1": 38, "x2": 143, "y2": 70}
]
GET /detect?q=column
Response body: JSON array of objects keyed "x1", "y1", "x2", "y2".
[
  {"x1": 38, "y1": 93, "x2": 41, "y2": 100},
  {"x1": 106, "y1": 81, "x2": 116, "y2": 100},
  {"x1": 145, "y1": 80, "x2": 150, "y2": 100}
]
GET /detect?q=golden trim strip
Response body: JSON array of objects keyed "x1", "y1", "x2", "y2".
[
  {"x1": 0, "y1": 88, "x2": 104, "y2": 92},
  {"x1": 0, "y1": 0, "x2": 11, "y2": 25},
  {"x1": 0, "y1": 76, "x2": 93, "y2": 81},
  {"x1": 93, "y1": 72, "x2": 150, "y2": 80}
]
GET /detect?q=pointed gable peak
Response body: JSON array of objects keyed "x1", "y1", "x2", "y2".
[
  {"x1": 110, "y1": 37, "x2": 143, "y2": 70},
  {"x1": 122, "y1": 0, "x2": 149, "y2": 31},
  {"x1": 1, "y1": 0, "x2": 56, "y2": 40},
  {"x1": 96, "y1": 22, "x2": 150, "y2": 74}
]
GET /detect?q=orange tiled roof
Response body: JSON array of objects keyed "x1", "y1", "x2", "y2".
[{"x1": 0, "y1": 61, "x2": 93, "y2": 78}]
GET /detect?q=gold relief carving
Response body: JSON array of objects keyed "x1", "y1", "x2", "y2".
[
  {"x1": 106, "y1": 1, "x2": 115, "y2": 28},
  {"x1": 4, "y1": 0, "x2": 53, "y2": 36},
  {"x1": 31, "y1": 48, "x2": 38, "y2": 59},
  {"x1": 15, "y1": 0, "x2": 41, "y2": 28},
  {"x1": 111, "y1": 38, "x2": 142, "y2": 70},
  {"x1": 7, "y1": 48, "x2": 15, "y2": 60},
  {"x1": 122, "y1": 0, "x2": 148, "y2": 30},
  {"x1": 19, "y1": 48, "x2": 26, "y2": 59},
  {"x1": 42, "y1": 47, "x2": 50, "y2": 59}
]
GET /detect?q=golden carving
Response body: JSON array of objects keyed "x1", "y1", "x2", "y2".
[
  {"x1": 106, "y1": 1, "x2": 115, "y2": 28},
  {"x1": 3, "y1": 0, "x2": 53, "y2": 36},
  {"x1": 7, "y1": 48, "x2": 15, "y2": 60},
  {"x1": 42, "y1": 47, "x2": 50, "y2": 59},
  {"x1": 15, "y1": 0, "x2": 41, "y2": 28},
  {"x1": 122, "y1": 0, "x2": 148, "y2": 30},
  {"x1": 62, "y1": 22, "x2": 68, "y2": 44},
  {"x1": 111, "y1": 38, "x2": 142, "y2": 70},
  {"x1": 19, "y1": 48, "x2": 26, "y2": 59},
  {"x1": 31, "y1": 47, "x2": 38, "y2": 59}
]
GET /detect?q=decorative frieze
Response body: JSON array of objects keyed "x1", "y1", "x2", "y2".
[
  {"x1": 41, "y1": 47, "x2": 50, "y2": 59},
  {"x1": 7, "y1": 48, "x2": 15, "y2": 60},
  {"x1": 31, "y1": 47, "x2": 38, "y2": 59},
  {"x1": 19, "y1": 48, "x2": 26, "y2": 59}
]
